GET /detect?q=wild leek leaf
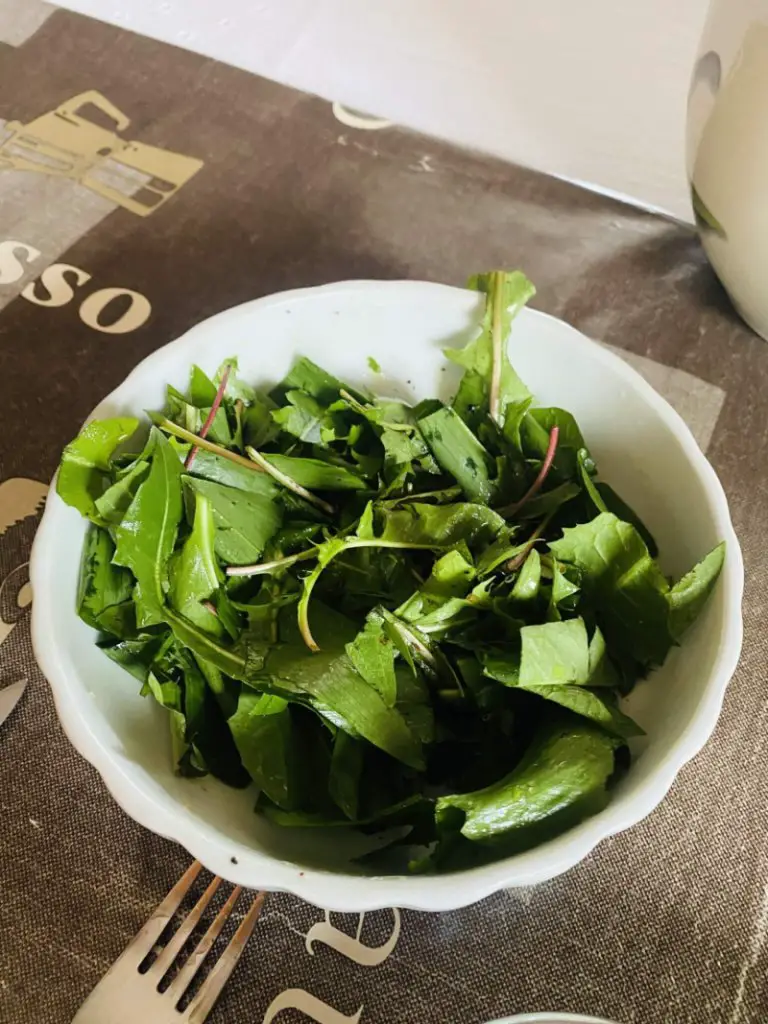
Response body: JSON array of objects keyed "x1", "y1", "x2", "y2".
[
  {"x1": 194, "y1": 653, "x2": 239, "y2": 719},
  {"x1": 519, "y1": 617, "x2": 590, "y2": 686},
  {"x1": 511, "y1": 549, "x2": 541, "y2": 602},
  {"x1": 211, "y1": 588, "x2": 242, "y2": 641},
  {"x1": 596, "y1": 483, "x2": 658, "y2": 557},
  {"x1": 418, "y1": 406, "x2": 495, "y2": 504},
  {"x1": 514, "y1": 683, "x2": 643, "y2": 738},
  {"x1": 263, "y1": 453, "x2": 367, "y2": 492},
  {"x1": 272, "y1": 390, "x2": 331, "y2": 446},
  {"x1": 375, "y1": 501, "x2": 506, "y2": 551},
  {"x1": 345, "y1": 610, "x2": 398, "y2": 707},
  {"x1": 587, "y1": 626, "x2": 619, "y2": 687},
  {"x1": 100, "y1": 634, "x2": 166, "y2": 683},
  {"x1": 57, "y1": 417, "x2": 139, "y2": 522},
  {"x1": 144, "y1": 670, "x2": 182, "y2": 711},
  {"x1": 435, "y1": 718, "x2": 617, "y2": 843},
  {"x1": 179, "y1": 653, "x2": 250, "y2": 787},
  {"x1": 227, "y1": 691, "x2": 296, "y2": 807},
  {"x1": 169, "y1": 490, "x2": 222, "y2": 634},
  {"x1": 548, "y1": 558, "x2": 580, "y2": 620},
  {"x1": 186, "y1": 448, "x2": 280, "y2": 499},
  {"x1": 329, "y1": 731, "x2": 365, "y2": 819},
  {"x1": 113, "y1": 430, "x2": 183, "y2": 627},
  {"x1": 273, "y1": 356, "x2": 366, "y2": 406},
  {"x1": 266, "y1": 628, "x2": 425, "y2": 769},
  {"x1": 549, "y1": 513, "x2": 674, "y2": 667},
  {"x1": 77, "y1": 525, "x2": 133, "y2": 632},
  {"x1": 185, "y1": 476, "x2": 282, "y2": 565},
  {"x1": 94, "y1": 459, "x2": 150, "y2": 525},
  {"x1": 521, "y1": 408, "x2": 584, "y2": 483},
  {"x1": 668, "y1": 541, "x2": 726, "y2": 641},
  {"x1": 164, "y1": 608, "x2": 248, "y2": 681}
]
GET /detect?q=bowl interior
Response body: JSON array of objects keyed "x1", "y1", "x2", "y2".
[{"x1": 33, "y1": 281, "x2": 740, "y2": 897}]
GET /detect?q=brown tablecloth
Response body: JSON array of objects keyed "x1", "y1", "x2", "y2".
[{"x1": 1, "y1": 5, "x2": 767, "y2": 1024}]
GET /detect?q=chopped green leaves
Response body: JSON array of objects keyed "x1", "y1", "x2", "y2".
[{"x1": 58, "y1": 267, "x2": 724, "y2": 873}]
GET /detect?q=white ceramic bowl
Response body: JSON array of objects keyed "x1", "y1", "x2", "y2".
[{"x1": 31, "y1": 281, "x2": 744, "y2": 912}]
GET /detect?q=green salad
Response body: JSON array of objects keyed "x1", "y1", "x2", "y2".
[{"x1": 56, "y1": 271, "x2": 725, "y2": 871}]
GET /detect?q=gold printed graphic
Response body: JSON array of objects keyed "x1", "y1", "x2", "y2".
[
  {"x1": 0, "y1": 90, "x2": 203, "y2": 216},
  {"x1": 0, "y1": 477, "x2": 47, "y2": 538},
  {"x1": 0, "y1": 477, "x2": 47, "y2": 649}
]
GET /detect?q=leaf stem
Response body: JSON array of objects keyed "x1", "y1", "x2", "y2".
[
  {"x1": 245, "y1": 446, "x2": 334, "y2": 516},
  {"x1": 225, "y1": 548, "x2": 318, "y2": 577},
  {"x1": 228, "y1": 536, "x2": 439, "y2": 589},
  {"x1": 338, "y1": 388, "x2": 368, "y2": 415},
  {"x1": 339, "y1": 388, "x2": 415, "y2": 432},
  {"x1": 383, "y1": 613, "x2": 438, "y2": 669},
  {"x1": 185, "y1": 365, "x2": 230, "y2": 470},
  {"x1": 348, "y1": 539, "x2": 444, "y2": 553},
  {"x1": 381, "y1": 610, "x2": 465, "y2": 693},
  {"x1": 156, "y1": 417, "x2": 266, "y2": 474},
  {"x1": 298, "y1": 537, "x2": 447, "y2": 651},
  {"x1": 577, "y1": 447, "x2": 608, "y2": 514},
  {"x1": 380, "y1": 485, "x2": 463, "y2": 508},
  {"x1": 488, "y1": 270, "x2": 505, "y2": 424},
  {"x1": 297, "y1": 563, "x2": 326, "y2": 653},
  {"x1": 499, "y1": 426, "x2": 560, "y2": 517},
  {"x1": 504, "y1": 511, "x2": 555, "y2": 573}
]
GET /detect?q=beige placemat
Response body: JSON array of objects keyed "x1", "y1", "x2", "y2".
[{"x1": 1, "y1": 5, "x2": 766, "y2": 1023}]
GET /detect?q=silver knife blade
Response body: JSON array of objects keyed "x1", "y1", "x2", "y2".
[{"x1": 0, "y1": 678, "x2": 27, "y2": 728}]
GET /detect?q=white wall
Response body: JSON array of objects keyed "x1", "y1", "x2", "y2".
[{"x1": 57, "y1": 0, "x2": 710, "y2": 221}]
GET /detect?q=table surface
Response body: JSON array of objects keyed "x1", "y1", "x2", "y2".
[
  {"x1": 54, "y1": 0, "x2": 708, "y2": 221},
  {"x1": 1, "y1": 7, "x2": 767, "y2": 1024}
]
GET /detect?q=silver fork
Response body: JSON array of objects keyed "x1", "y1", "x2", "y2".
[{"x1": 73, "y1": 862, "x2": 265, "y2": 1024}]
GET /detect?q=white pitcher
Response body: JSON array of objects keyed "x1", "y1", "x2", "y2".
[{"x1": 688, "y1": 2, "x2": 768, "y2": 339}]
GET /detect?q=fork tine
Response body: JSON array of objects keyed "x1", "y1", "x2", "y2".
[
  {"x1": 165, "y1": 885, "x2": 243, "y2": 1003},
  {"x1": 184, "y1": 891, "x2": 266, "y2": 1023},
  {"x1": 148, "y1": 874, "x2": 222, "y2": 981},
  {"x1": 125, "y1": 861, "x2": 203, "y2": 964}
]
